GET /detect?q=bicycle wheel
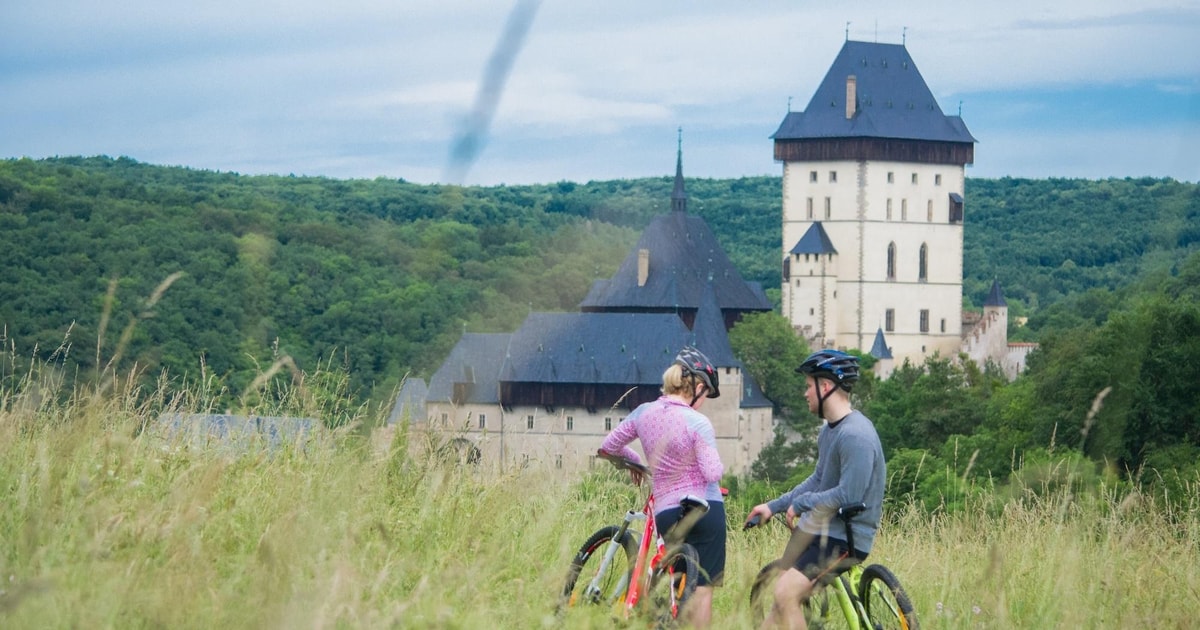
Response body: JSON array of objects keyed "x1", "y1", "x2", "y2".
[
  {"x1": 559, "y1": 526, "x2": 638, "y2": 612},
  {"x1": 859, "y1": 564, "x2": 920, "y2": 630},
  {"x1": 749, "y1": 560, "x2": 853, "y2": 629},
  {"x1": 646, "y1": 542, "x2": 700, "y2": 626},
  {"x1": 748, "y1": 559, "x2": 783, "y2": 625}
]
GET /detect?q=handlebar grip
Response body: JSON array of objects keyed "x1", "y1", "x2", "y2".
[
  {"x1": 743, "y1": 514, "x2": 762, "y2": 530},
  {"x1": 596, "y1": 449, "x2": 651, "y2": 476}
]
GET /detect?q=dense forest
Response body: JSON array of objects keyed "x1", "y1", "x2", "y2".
[{"x1": 2, "y1": 156, "x2": 1197, "y2": 503}]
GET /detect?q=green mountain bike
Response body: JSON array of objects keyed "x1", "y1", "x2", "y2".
[{"x1": 746, "y1": 503, "x2": 919, "y2": 629}]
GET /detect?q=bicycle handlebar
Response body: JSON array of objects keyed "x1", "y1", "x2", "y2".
[
  {"x1": 595, "y1": 449, "x2": 651, "y2": 477},
  {"x1": 743, "y1": 502, "x2": 868, "y2": 533}
]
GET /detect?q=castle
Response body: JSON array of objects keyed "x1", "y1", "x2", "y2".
[
  {"x1": 395, "y1": 139, "x2": 776, "y2": 474},
  {"x1": 393, "y1": 37, "x2": 1033, "y2": 473},
  {"x1": 775, "y1": 38, "x2": 1032, "y2": 375}
]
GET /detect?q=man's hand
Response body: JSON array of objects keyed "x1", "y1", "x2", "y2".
[
  {"x1": 744, "y1": 504, "x2": 773, "y2": 529},
  {"x1": 785, "y1": 505, "x2": 798, "y2": 530}
]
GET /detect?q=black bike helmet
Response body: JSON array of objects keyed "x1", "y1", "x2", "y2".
[
  {"x1": 796, "y1": 349, "x2": 860, "y2": 392},
  {"x1": 674, "y1": 346, "x2": 720, "y2": 399}
]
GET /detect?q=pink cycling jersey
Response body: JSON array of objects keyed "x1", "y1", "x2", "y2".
[{"x1": 600, "y1": 396, "x2": 724, "y2": 511}]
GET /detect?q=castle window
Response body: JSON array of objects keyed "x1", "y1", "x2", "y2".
[
  {"x1": 927, "y1": 200, "x2": 933, "y2": 222},
  {"x1": 887, "y1": 171, "x2": 894, "y2": 183},
  {"x1": 810, "y1": 308, "x2": 815, "y2": 316},
  {"x1": 886, "y1": 243, "x2": 896, "y2": 281},
  {"x1": 526, "y1": 415, "x2": 534, "y2": 430},
  {"x1": 940, "y1": 318, "x2": 947, "y2": 333},
  {"x1": 555, "y1": 454, "x2": 563, "y2": 469},
  {"x1": 829, "y1": 170, "x2": 837, "y2": 183},
  {"x1": 441, "y1": 413, "x2": 448, "y2": 423},
  {"x1": 479, "y1": 414, "x2": 486, "y2": 429},
  {"x1": 604, "y1": 417, "x2": 612, "y2": 431},
  {"x1": 885, "y1": 309, "x2": 895, "y2": 332},
  {"x1": 566, "y1": 416, "x2": 574, "y2": 431},
  {"x1": 824, "y1": 197, "x2": 831, "y2": 219},
  {"x1": 807, "y1": 197, "x2": 814, "y2": 220},
  {"x1": 935, "y1": 174, "x2": 942, "y2": 186},
  {"x1": 911, "y1": 173, "x2": 918, "y2": 184},
  {"x1": 901, "y1": 199, "x2": 908, "y2": 221},
  {"x1": 919, "y1": 309, "x2": 930, "y2": 333},
  {"x1": 918, "y1": 244, "x2": 928, "y2": 282},
  {"x1": 886, "y1": 198, "x2": 893, "y2": 221},
  {"x1": 810, "y1": 170, "x2": 818, "y2": 183}
]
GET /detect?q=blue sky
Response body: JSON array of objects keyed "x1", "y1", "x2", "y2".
[{"x1": 2, "y1": 1, "x2": 1197, "y2": 186}]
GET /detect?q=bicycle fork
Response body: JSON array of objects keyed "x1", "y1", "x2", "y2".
[{"x1": 582, "y1": 509, "x2": 645, "y2": 606}]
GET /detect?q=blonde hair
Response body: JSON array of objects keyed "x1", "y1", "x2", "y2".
[{"x1": 661, "y1": 363, "x2": 700, "y2": 397}]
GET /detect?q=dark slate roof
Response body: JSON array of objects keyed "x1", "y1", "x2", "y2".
[
  {"x1": 387, "y1": 377, "x2": 428, "y2": 425},
  {"x1": 688, "y1": 284, "x2": 738, "y2": 366},
  {"x1": 789, "y1": 222, "x2": 838, "y2": 255},
  {"x1": 740, "y1": 372, "x2": 774, "y2": 409},
  {"x1": 772, "y1": 40, "x2": 976, "y2": 144},
  {"x1": 869, "y1": 327, "x2": 893, "y2": 360},
  {"x1": 501, "y1": 312, "x2": 695, "y2": 384},
  {"x1": 984, "y1": 279, "x2": 1007, "y2": 307},
  {"x1": 579, "y1": 209, "x2": 772, "y2": 312},
  {"x1": 426, "y1": 333, "x2": 512, "y2": 404}
]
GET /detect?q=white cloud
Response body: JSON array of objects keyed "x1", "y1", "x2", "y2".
[{"x1": 2, "y1": 0, "x2": 1197, "y2": 183}]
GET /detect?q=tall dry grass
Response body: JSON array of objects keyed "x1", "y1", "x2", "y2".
[{"x1": 2, "y1": 361, "x2": 1198, "y2": 628}]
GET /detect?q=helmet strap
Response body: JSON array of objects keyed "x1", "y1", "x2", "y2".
[
  {"x1": 687, "y1": 376, "x2": 708, "y2": 408},
  {"x1": 815, "y1": 378, "x2": 832, "y2": 419}
]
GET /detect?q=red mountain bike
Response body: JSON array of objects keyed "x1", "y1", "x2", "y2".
[{"x1": 559, "y1": 451, "x2": 706, "y2": 625}]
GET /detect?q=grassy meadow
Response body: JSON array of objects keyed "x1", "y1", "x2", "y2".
[{"x1": 2, "y1": 367, "x2": 1198, "y2": 629}]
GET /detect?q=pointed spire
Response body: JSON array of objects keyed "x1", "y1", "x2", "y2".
[
  {"x1": 984, "y1": 278, "x2": 1007, "y2": 307},
  {"x1": 869, "y1": 327, "x2": 893, "y2": 360},
  {"x1": 671, "y1": 126, "x2": 687, "y2": 213}
]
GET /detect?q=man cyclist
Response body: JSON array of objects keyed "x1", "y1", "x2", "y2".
[{"x1": 744, "y1": 350, "x2": 886, "y2": 630}]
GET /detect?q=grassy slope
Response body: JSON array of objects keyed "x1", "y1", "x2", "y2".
[{"x1": 2, "y1": 375, "x2": 1196, "y2": 628}]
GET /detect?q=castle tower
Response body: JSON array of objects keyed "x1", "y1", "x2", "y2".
[
  {"x1": 774, "y1": 40, "x2": 975, "y2": 364},
  {"x1": 782, "y1": 222, "x2": 840, "y2": 347}
]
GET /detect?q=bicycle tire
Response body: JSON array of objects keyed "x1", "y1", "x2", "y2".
[
  {"x1": 559, "y1": 525, "x2": 638, "y2": 612},
  {"x1": 859, "y1": 563, "x2": 920, "y2": 630},
  {"x1": 748, "y1": 559, "x2": 783, "y2": 626},
  {"x1": 748, "y1": 560, "x2": 853, "y2": 629},
  {"x1": 647, "y1": 542, "x2": 700, "y2": 626}
]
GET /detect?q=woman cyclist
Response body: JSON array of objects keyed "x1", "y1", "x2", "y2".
[{"x1": 599, "y1": 346, "x2": 726, "y2": 628}]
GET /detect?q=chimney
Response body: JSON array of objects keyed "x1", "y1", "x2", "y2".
[
  {"x1": 637, "y1": 248, "x2": 649, "y2": 287},
  {"x1": 846, "y1": 75, "x2": 857, "y2": 119}
]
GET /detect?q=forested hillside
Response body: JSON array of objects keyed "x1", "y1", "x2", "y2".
[{"x1": 1, "y1": 157, "x2": 1196, "y2": 411}]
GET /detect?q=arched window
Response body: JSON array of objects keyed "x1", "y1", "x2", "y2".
[
  {"x1": 918, "y1": 243, "x2": 928, "y2": 282},
  {"x1": 887, "y1": 242, "x2": 896, "y2": 281}
]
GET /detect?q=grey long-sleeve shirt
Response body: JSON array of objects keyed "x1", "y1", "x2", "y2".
[{"x1": 766, "y1": 410, "x2": 886, "y2": 554}]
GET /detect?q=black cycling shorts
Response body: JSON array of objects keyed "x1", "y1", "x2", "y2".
[
  {"x1": 655, "y1": 501, "x2": 726, "y2": 587},
  {"x1": 792, "y1": 535, "x2": 868, "y2": 583}
]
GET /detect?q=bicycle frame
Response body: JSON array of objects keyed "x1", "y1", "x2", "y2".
[
  {"x1": 573, "y1": 450, "x2": 703, "y2": 621},
  {"x1": 809, "y1": 564, "x2": 869, "y2": 629},
  {"x1": 581, "y1": 490, "x2": 681, "y2": 618}
]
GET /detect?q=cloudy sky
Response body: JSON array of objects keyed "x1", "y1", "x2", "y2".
[{"x1": 3, "y1": 1, "x2": 1198, "y2": 186}]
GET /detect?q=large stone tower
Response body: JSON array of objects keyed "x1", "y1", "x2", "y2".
[{"x1": 775, "y1": 39, "x2": 976, "y2": 364}]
